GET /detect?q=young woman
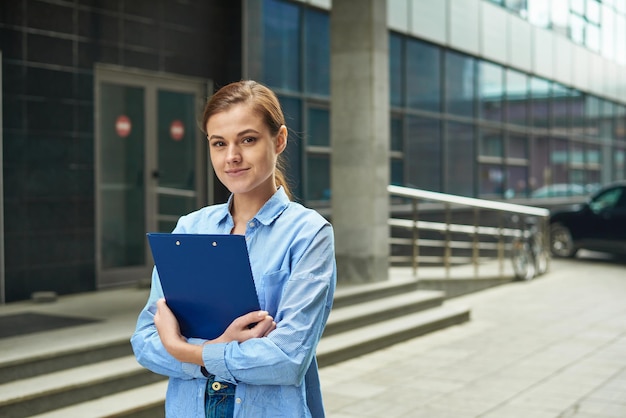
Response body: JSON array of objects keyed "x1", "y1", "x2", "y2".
[{"x1": 131, "y1": 80, "x2": 337, "y2": 417}]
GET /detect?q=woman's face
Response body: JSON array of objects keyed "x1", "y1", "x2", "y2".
[{"x1": 206, "y1": 103, "x2": 286, "y2": 199}]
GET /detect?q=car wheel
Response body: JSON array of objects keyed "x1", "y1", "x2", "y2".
[{"x1": 550, "y1": 223, "x2": 577, "y2": 258}]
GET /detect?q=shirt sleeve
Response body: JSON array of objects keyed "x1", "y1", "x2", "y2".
[
  {"x1": 130, "y1": 216, "x2": 207, "y2": 380},
  {"x1": 130, "y1": 267, "x2": 206, "y2": 380},
  {"x1": 202, "y1": 223, "x2": 336, "y2": 386}
]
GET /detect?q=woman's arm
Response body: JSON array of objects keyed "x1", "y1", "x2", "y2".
[
  {"x1": 130, "y1": 267, "x2": 202, "y2": 379},
  {"x1": 203, "y1": 224, "x2": 336, "y2": 386},
  {"x1": 154, "y1": 298, "x2": 276, "y2": 365}
]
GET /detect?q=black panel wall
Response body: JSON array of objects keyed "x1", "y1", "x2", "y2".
[{"x1": 0, "y1": 0, "x2": 242, "y2": 302}]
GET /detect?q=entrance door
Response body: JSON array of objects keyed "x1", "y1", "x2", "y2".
[{"x1": 96, "y1": 66, "x2": 209, "y2": 288}]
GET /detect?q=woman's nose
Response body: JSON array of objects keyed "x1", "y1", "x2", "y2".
[{"x1": 226, "y1": 145, "x2": 241, "y2": 163}]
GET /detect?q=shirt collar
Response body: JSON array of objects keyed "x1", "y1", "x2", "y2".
[{"x1": 216, "y1": 187, "x2": 290, "y2": 227}]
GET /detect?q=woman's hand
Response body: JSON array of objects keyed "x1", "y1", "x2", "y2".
[
  {"x1": 154, "y1": 298, "x2": 185, "y2": 351},
  {"x1": 214, "y1": 311, "x2": 277, "y2": 344},
  {"x1": 153, "y1": 298, "x2": 276, "y2": 365}
]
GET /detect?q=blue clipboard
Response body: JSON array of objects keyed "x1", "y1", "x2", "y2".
[{"x1": 146, "y1": 233, "x2": 260, "y2": 340}]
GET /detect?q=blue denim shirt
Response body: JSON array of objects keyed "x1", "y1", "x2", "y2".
[{"x1": 131, "y1": 188, "x2": 336, "y2": 417}]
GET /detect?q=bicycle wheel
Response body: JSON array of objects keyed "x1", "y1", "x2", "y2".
[{"x1": 511, "y1": 240, "x2": 536, "y2": 281}]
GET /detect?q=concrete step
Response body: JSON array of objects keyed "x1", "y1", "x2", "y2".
[
  {"x1": 0, "y1": 281, "x2": 470, "y2": 417},
  {"x1": 324, "y1": 289, "x2": 445, "y2": 336},
  {"x1": 317, "y1": 303, "x2": 471, "y2": 367},
  {"x1": 0, "y1": 338, "x2": 132, "y2": 385},
  {"x1": 0, "y1": 356, "x2": 164, "y2": 418},
  {"x1": 331, "y1": 279, "x2": 420, "y2": 309},
  {"x1": 27, "y1": 381, "x2": 168, "y2": 418}
]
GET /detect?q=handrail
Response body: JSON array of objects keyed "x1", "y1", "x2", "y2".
[
  {"x1": 388, "y1": 185, "x2": 551, "y2": 283},
  {"x1": 388, "y1": 185, "x2": 550, "y2": 217}
]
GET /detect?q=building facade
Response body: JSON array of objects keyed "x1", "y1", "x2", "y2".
[{"x1": 1, "y1": 0, "x2": 625, "y2": 302}]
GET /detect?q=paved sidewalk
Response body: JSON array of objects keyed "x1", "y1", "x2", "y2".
[{"x1": 320, "y1": 254, "x2": 626, "y2": 418}]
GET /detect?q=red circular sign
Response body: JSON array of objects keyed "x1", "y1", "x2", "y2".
[
  {"x1": 170, "y1": 120, "x2": 185, "y2": 141},
  {"x1": 115, "y1": 115, "x2": 131, "y2": 138}
]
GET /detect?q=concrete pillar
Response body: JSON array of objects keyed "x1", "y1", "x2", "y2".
[{"x1": 330, "y1": 0, "x2": 389, "y2": 283}]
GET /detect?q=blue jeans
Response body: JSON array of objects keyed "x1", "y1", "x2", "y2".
[{"x1": 205, "y1": 374, "x2": 235, "y2": 418}]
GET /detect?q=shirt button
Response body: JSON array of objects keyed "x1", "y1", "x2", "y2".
[
  {"x1": 248, "y1": 221, "x2": 255, "y2": 228},
  {"x1": 236, "y1": 398, "x2": 242, "y2": 404}
]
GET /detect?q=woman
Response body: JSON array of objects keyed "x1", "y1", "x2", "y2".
[{"x1": 131, "y1": 80, "x2": 337, "y2": 417}]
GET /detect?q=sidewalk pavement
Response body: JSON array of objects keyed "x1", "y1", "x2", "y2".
[
  {"x1": 0, "y1": 252, "x2": 625, "y2": 418},
  {"x1": 321, "y1": 253, "x2": 626, "y2": 418}
]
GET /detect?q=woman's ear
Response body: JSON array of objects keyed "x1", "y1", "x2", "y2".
[{"x1": 276, "y1": 125, "x2": 288, "y2": 155}]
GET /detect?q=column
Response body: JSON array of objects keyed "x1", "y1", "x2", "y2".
[{"x1": 331, "y1": 0, "x2": 389, "y2": 283}]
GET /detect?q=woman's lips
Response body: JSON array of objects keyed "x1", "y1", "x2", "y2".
[{"x1": 225, "y1": 168, "x2": 249, "y2": 177}]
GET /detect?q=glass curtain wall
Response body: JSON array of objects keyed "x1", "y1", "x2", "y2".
[
  {"x1": 487, "y1": 0, "x2": 626, "y2": 63},
  {"x1": 249, "y1": 0, "x2": 626, "y2": 205},
  {"x1": 390, "y1": 31, "x2": 624, "y2": 200},
  {"x1": 248, "y1": 0, "x2": 330, "y2": 205}
]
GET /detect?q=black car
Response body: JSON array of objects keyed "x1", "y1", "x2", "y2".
[{"x1": 550, "y1": 181, "x2": 626, "y2": 257}]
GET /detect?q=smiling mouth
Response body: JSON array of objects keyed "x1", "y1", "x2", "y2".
[{"x1": 225, "y1": 168, "x2": 249, "y2": 176}]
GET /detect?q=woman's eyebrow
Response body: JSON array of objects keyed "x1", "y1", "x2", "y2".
[{"x1": 208, "y1": 129, "x2": 260, "y2": 141}]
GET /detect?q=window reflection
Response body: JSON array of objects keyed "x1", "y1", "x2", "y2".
[
  {"x1": 445, "y1": 51, "x2": 475, "y2": 118},
  {"x1": 478, "y1": 61, "x2": 504, "y2": 122},
  {"x1": 406, "y1": 40, "x2": 441, "y2": 112}
]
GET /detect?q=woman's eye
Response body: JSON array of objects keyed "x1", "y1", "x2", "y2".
[
  {"x1": 211, "y1": 141, "x2": 225, "y2": 147},
  {"x1": 242, "y1": 137, "x2": 256, "y2": 144}
]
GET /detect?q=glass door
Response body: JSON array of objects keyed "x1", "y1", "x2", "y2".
[
  {"x1": 96, "y1": 66, "x2": 208, "y2": 288},
  {"x1": 155, "y1": 90, "x2": 200, "y2": 232}
]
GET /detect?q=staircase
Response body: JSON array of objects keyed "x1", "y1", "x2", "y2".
[{"x1": 0, "y1": 281, "x2": 469, "y2": 418}]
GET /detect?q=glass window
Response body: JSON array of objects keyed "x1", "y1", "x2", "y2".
[
  {"x1": 480, "y1": 128, "x2": 503, "y2": 157},
  {"x1": 552, "y1": 138, "x2": 570, "y2": 184},
  {"x1": 529, "y1": 76, "x2": 551, "y2": 128},
  {"x1": 551, "y1": 0, "x2": 570, "y2": 36},
  {"x1": 444, "y1": 51, "x2": 475, "y2": 118},
  {"x1": 587, "y1": 0, "x2": 601, "y2": 24},
  {"x1": 551, "y1": 83, "x2": 571, "y2": 135},
  {"x1": 280, "y1": 96, "x2": 303, "y2": 200},
  {"x1": 615, "y1": 105, "x2": 626, "y2": 142},
  {"x1": 602, "y1": 8, "x2": 615, "y2": 60},
  {"x1": 585, "y1": 96, "x2": 601, "y2": 138},
  {"x1": 306, "y1": 106, "x2": 329, "y2": 146},
  {"x1": 446, "y1": 121, "x2": 475, "y2": 196},
  {"x1": 406, "y1": 116, "x2": 441, "y2": 191},
  {"x1": 263, "y1": 0, "x2": 301, "y2": 91},
  {"x1": 406, "y1": 39, "x2": 441, "y2": 112},
  {"x1": 391, "y1": 159, "x2": 404, "y2": 186},
  {"x1": 306, "y1": 154, "x2": 330, "y2": 201},
  {"x1": 528, "y1": 0, "x2": 550, "y2": 27},
  {"x1": 390, "y1": 34, "x2": 404, "y2": 107},
  {"x1": 614, "y1": 148, "x2": 625, "y2": 180},
  {"x1": 586, "y1": 23, "x2": 600, "y2": 51},
  {"x1": 570, "y1": 90, "x2": 586, "y2": 138},
  {"x1": 531, "y1": 136, "x2": 550, "y2": 191},
  {"x1": 478, "y1": 61, "x2": 504, "y2": 122},
  {"x1": 305, "y1": 9, "x2": 329, "y2": 96},
  {"x1": 571, "y1": 0, "x2": 585, "y2": 15},
  {"x1": 479, "y1": 163, "x2": 505, "y2": 197},
  {"x1": 505, "y1": 0, "x2": 528, "y2": 17},
  {"x1": 569, "y1": 13, "x2": 585, "y2": 45},
  {"x1": 508, "y1": 134, "x2": 528, "y2": 159},
  {"x1": 507, "y1": 165, "x2": 529, "y2": 198},
  {"x1": 391, "y1": 114, "x2": 403, "y2": 152},
  {"x1": 505, "y1": 69, "x2": 528, "y2": 126}
]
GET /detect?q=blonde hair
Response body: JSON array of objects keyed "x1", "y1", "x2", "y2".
[{"x1": 202, "y1": 80, "x2": 292, "y2": 200}]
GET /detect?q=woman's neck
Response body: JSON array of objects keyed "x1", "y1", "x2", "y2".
[{"x1": 229, "y1": 187, "x2": 276, "y2": 233}]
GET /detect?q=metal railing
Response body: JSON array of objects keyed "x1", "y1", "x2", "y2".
[{"x1": 388, "y1": 185, "x2": 551, "y2": 280}]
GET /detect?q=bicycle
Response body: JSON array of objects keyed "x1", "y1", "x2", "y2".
[{"x1": 510, "y1": 215, "x2": 549, "y2": 281}]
